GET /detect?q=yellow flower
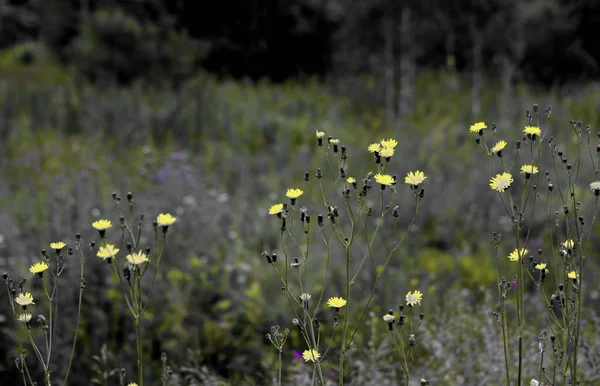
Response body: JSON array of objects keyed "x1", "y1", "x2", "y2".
[
  {"x1": 379, "y1": 147, "x2": 394, "y2": 158},
  {"x1": 508, "y1": 248, "x2": 528, "y2": 262},
  {"x1": 383, "y1": 314, "x2": 395, "y2": 323},
  {"x1": 50, "y1": 241, "x2": 66, "y2": 251},
  {"x1": 590, "y1": 181, "x2": 600, "y2": 192},
  {"x1": 374, "y1": 173, "x2": 394, "y2": 186},
  {"x1": 406, "y1": 290, "x2": 423, "y2": 306},
  {"x1": 29, "y1": 261, "x2": 49, "y2": 275},
  {"x1": 268, "y1": 203, "x2": 284, "y2": 215},
  {"x1": 92, "y1": 219, "x2": 112, "y2": 230},
  {"x1": 489, "y1": 172, "x2": 513, "y2": 192},
  {"x1": 302, "y1": 349, "x2": 320, "y2": 362},
  {"x1": 329, "y1": 138, "x2": 340, "y2": 145},
  {"x1": 367, "y1": 143, "x2": 381, "y2": 153},
  {"x1": 157, "y1": 213, "x2": 177, "y2": 227},
  {"x1": 327, "y1": 297, "x2": 347, "y2": 309},
  {"x1": 346, "y1": 177, "x2": 356, "y2": 184},
  {"x1": 15, "y1": 292, "x2": 35, "y2": 307},
  {"x1": 380, "y1": 138, "x2": 398, "y2": 148},
  {"x1": 523, "y1": 126, "x2": 541, "y2": 136},
  {"x1": 562, "y1": 239, "x2": 574, "y2": 249},
  {"x1": 404, "y1": 170, "x2": 427, "y2": 186},
  {"x1": 97, "y1": 244, "x2": 120, "y2": 260},
  {"x1": 315, "y1": 130, "x2": 325, "y2": 139},
  {"x1": 469, "y1": 122, "x2": 487, "y2": 133},
  {"x1": 535, "y1": 263, "x2": 547, "y2": 270},
  {"x1": 491, "y1": 140, "x2": 507, "y2": 153},
  {"x1": 567, "y1": 271, "x2": 577, "y2": 279},
  {"x1": 126, "y1": 251, "x2": 149, "y2": 265},
  {"x1": 127, "y1": 384, "x2": 139, "y2": 386},
  {"x1": 520, "y1": 165, "x2": 539, "y2": 175},
  {"x1": 18, "y1": 312, "x2": 32, "y2": 323},
  {"x1": 286, "y1": 188, "x2": 304, "y2": 199}
]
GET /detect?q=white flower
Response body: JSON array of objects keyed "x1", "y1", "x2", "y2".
[{"x1": 530, "y1": 380, "x2": 539, "y2": 386}]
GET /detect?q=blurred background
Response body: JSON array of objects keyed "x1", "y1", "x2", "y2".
[{"x1": 1, "y1": 0, "x2": 600, "y2": 384}]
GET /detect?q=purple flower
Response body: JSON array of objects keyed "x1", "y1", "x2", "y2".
[{"x1": 293, "y1": 350, "x2": 302, "y2": 359}]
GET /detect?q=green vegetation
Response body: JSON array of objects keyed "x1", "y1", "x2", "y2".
[{"x1": 1, "y1": 58, "x2": 600, "y2": 385}]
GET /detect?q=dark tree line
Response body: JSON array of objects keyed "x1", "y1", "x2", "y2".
[{"x1": 0, "y1": 0, "x2": 598, "y2": 86}]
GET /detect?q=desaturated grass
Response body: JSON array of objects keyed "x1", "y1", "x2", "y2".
[{"x1": 1, "y1": 65, "x2": 600, "y2": 384}]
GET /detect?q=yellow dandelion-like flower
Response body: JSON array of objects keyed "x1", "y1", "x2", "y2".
[
  {"x1": 380, "y1": 138, "x2": 398, "y2": 148},
  {"x1": 520, "y1": 165, "x2": 539, "y2": 175},
  {"x1": 92, "y1": 219, "x2": 112, "y2": 230},
  {"x1": 315, "y1": 130, "x2": 325, "y2": 139},
  {"x1": 367, "y1": 143, "x2": 381, "y2": 153},
  {"x1": 157, "y1": 213, "x2": 177, "y2": 227},
  {"x1": 535, "y1": 263, "x2": 547, "y2": 270},
  {"x1": 126, "y1": 251, "x2": 149, "y2": 265},
  {"x1": 406, "y1": 290, "x2": 423, "y2": 307},
  {"x1": 508, "y1": 248, "x2": 528, "y2": 262},
  {"x1": 302, "y1": 349, "x2": 320, "y2": 362},
  {"x1": 127, "y1": 384, "x2": 139, "y2": 386},
  {"x1": 18, "y1": 312, "x2": 32, "y2": 323},
  {"x1": 383, "y1": 314, "x2": 395, "y2": 323},
  {"x1": 346, "y1": 177, "x2": 356, "y2": 184},
  {"x1": 567, "y1": 271, "x2": 577, "y2": 279},
  {"x1": 562, "y1": 239, "x2": 574, "y2": 249},
  {"x1": 286, "y1": 188, "x2": 304, "y2": 199},
  {"x1": 489, "y1": 172, "x2": 513, "y2": 192},
  {"x1": 97, "y1": 244, "x2": 120, "y2": 260},
  {"x1": 379, "y1": 147, "x2": 394, "y2": 158},
  {"x1": 491, "y1": 140, "x2": 507, "y2": 153},
  {"x1": 469, "y1": 122, "x2": 487, "y2": 133},
  {"x1": 15, "y1": 292, "x2": 35, "y2": 306},
  {"x1": 374, "y1": 173, "x2": 394, "y2": 186},
  {"x1": 49, "y1": 241, "x2": 66, "y2": 251},
  {"x1": 590, "y1": 181, "x2": 600, "y2": 191},
  {"x1": 523, "y1": 126, "x2": 541, "y2": 136},
  {"x1": 327, "y1": 297, "x2": 347, "y2": 309},
  {"x1": 404, "y1": 170, "x2": 427, "y2": 186},
  {"x1": 29, "y1": 261, "x2": 49, "y2": 275},
  {"x1": 329, "y1": 138, "x2": 340, "y2": 145},
  {"x1": 268, "y1": 203, "x2": 284, "y2": 215}
]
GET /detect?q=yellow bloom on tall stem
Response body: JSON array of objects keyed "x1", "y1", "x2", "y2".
[
  {"x1": 50, "y1": 241, "x2": 66, "y2": 252},
  {"x1": 15, "y1": 292, "x2": 35, "y2": 308},
  {"x1": 405, "y1": 290, "x2": 423, "y2": 306},
  {"x1": 508, "y1": 248, "x2": 528, "y2": 262},
  {"x1": 92, "y1": 219, "x2": 112, "y2": 238},
  {"x1": 29, "y1": 261, "x2": 49, "y2": 276},
  {"x1": 286, "y1": 188, "x2": 303, "y2": 205},
  {"x1": 523, "y1": 126, "x2": 541, "y2": 136},
  {"x1": 520, "y1": 165, "x2": 539, "y2": 175},
  {"x1": 302, "y1": 349, "x2": 320, "y2": 362},
  {"x1": 268, "y1": 203, "x2": 284, "y2": 215},
  {"x1": 374, "y1": 173, "x2": 394, "y2": 187},
  {"x1": 491, "y1": 140, "x2": 507, "y2": 153},
  {"x1": 380, "y1": 138, "x2": 398, "y2": 148},
  {"x1": 327, "y1": 297, "x2": 347, "y2": 310},
  {"x1": 489, "y1": 172, "x2": 513, "y2": 192},
  {"x1": 97, "y1": 244, "x2": 120, "y2": 260},
  {"x1": 367, "y1": 143, "x2": 381, "y2": 153},
  {"x1": 126, "y1": 251, "x2": 150, "y2": 266},
  {"x1": 469, "y1": 122, "x2": 487, "y2": 133},
  {"x1": 156, "y1": 213, "x2": 177, "y2": 227},
  {"x1": 404, "y1": 170, "x2": 427, "y2": 186}
]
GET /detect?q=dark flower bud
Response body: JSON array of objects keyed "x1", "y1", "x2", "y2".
[{"x1": 127, "y1": 192, "x2": 133, "y2": 203}]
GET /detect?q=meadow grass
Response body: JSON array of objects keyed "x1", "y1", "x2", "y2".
[{"x1": 0, "y1": 65, "x2": 600, "y2": 385}]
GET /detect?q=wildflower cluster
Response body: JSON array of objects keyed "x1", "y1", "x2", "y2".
[
  {"x1": 471, "y1": 106, "x2": 598, "y2": 385},
  {"x1": 263, "y1": 131, "x2": 427, "y2": 385}
]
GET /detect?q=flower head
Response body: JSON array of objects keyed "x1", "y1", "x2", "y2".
[
  {"x1": 327, "y1": 297, "x2": 347, "y2": 309},
  {"x1": 491, "y1": 140, "x2": 507, "y2": 153},
  {"x1": 489, "y1": 172, "x2": 513, "y2": 192},
  {"x1": 286, "y1": 189, "x2": 304, "y2": 199},
  {"x1": 469, "y1": 122, "x2": 487, "y2": 133},
  {"x1": 379, "y1": 147, "x2": 394, "y2": 158},
  {"x1": 329, "y1": 138, "x2": 340, "y2": 145},
  {"x1": 367, "y1": 143, "x2": 381, "y2": 153},
  {"x1": 302, "y1": 349, "x2": 320, "y2": 362},
  {"x1": 535, "y1": 263, "x2": 547, "y2": 270},
  {"x1": 97, "y1": 244, "x2": 120, "y2": 260},
  {"x1": 92, "y1": 219, "x2": 112, "y2": 231},
  {"x1": 374, "y1": 173, "x2": 394, "y2": 186},
  {"x1": 508, "y1": 248, "x2": 528, "y2": 262},
  {"x1": 15, "y1": 292, "x2": 35, "y2": 307},
  {"x1": 383, "y1": 314, "x2": 395, "y2": 323},
  {"x1": 590, "y1": 181, "x2": 600, "y2": 194},
  {"x1": 523, "y1": 126, "x2": 541, "y2": 136},
  {"x1": 157, "y1": 213, "x2": 177, "y2": 227},
  {"x1": 50, "y1": 241, "x2": 66, "y2": 251},
  {"x1": 300, "y1": 293, "x2": 311, "y2": 301},
  {"x1": 405, "y1": 170, "x2": 427, "y2": 186},
  {"x1": 530, "y1": 380, "x2": 539, "y2": 386},
  {"x1": 29, "y1": 261, "x2": 49, "y2": 275},
  {"x1": 315, "y1": 130, "x2": 325, "y2": 139},
  {"x1": 346, "y1": 177, "x2": 356, "y2": 184},
  {"x1": 18, "y1": 312, "x2": 32, "y2": 323},
  {"x1": 567, "y1": 271, "x2": 578, "y2": 279},
  {"x1": 127, "y1": 384, "x2": 139, "y2": 386},
  {"x1": 126, "y1": 251, "x2": 150, "y2": 265},
  {"x1": 562, "y1": 239, "x2": 574, "y2": 249},
  {"x1": 268, "y1": 203, "x2": 284, "y2": 215},
  {"x1": 520, "y1": 165, "x2": 539, "y2": 175},
  {"x1": 406, "y1": 290, "x2": 423, "y2": 307},
  {"x1": 380, "y1": 138, "x2": 398, "y2": 148}
]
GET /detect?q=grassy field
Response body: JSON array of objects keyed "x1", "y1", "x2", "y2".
[{"x1": 1, "y1": 60, "x2": 600, "y2": 385}]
